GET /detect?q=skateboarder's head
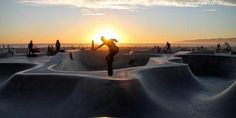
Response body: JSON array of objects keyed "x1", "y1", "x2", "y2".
[{"x1": 101, "y1": 36, "x2": 106, "y2": 42}]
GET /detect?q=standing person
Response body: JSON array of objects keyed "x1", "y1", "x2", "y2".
[
  {"x1": 217, "y1": 43, "x2": 221, "y2": 50},
  {"x1": 50, "y1": 45, "x2": 55, "y2": 55},
  {"x1": 47, "y1": 45, "x2": 51, "y2": 56},
  {"x1": 28, "y1": 40, "x2": 33, "y2": 55},
  {"x1": 165, "y1": 42, "x2": 171, "y2": 54},
  {"x1": 156, "y1": 46, "x2": 161, "y2": 52},
  {"x1": 93, "y1": 36, "x2": 119, "y2": 76},
  {"x1": 91, "y1": 40, "x2": 94, "y2": 50},
  {"x1": 128, "y1": 48, "x2": 135, "y2": 65},
  {"x1": 55, "y1": 40, "x2": 61, "y2": 52}
]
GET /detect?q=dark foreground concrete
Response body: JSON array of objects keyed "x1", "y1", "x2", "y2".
[{"x1": 0, "y1": 50, "x2": 236, "y2": 118}]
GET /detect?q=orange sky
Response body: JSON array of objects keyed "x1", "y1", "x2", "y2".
[{"x1": 0, "y1": 0, "x2": 236, "y2": 44}]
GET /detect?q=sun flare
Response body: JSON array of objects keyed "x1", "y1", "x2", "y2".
[{"x1": 93, "y1": 29, "x2": 120, "y2": 43}]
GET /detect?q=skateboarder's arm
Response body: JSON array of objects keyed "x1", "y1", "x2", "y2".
[
  {"x1": 111, "y1": 39, "x2": 118, "y2": 42},
  {"x1": 94, "y1": 43, "x2": 104, "y2": 50}
]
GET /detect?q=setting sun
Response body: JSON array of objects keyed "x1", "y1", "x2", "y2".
[{"x1": 92, "y1": 29, "x2": 120, "y2": 43}]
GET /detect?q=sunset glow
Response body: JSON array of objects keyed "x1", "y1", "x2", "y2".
[
  {"x1": 0, "y1": 0, "x2": 236, "y2": 44},
  {"x1": 92, "y1": 28, "x2": 121, "y2": 43}
]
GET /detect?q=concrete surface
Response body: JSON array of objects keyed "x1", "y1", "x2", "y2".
[{"x1": 0, "y1": 50, "x2": 235, "y2": 118}]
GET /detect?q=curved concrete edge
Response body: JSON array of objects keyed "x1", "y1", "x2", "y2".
[
  {"x1": 129, "y1": 63, "x2": 203, "y2": 93},
  {"x1": 5, "y1": 50, "x2": 224, "y2": 81},
  {"x1": 177, "y1": 54, "x2": 236, "y2": 78},
  {"x1": 0, "y1": 63, "x2": 39, "y2": 87},
  {"x1": 3, "y1": 51, "x2": 236, "y2": 81},
  {"x1": 53, "y1": 50, "x2": 163, "y2": 71},
  {"x1": 21, "y1": 51, "x2": 177, "y2": 79},
  {"x1": 0, "y1": 64, "x2": 208, "y2": 118},
  {"x1": 128, "y1": 62, "x2": 236, "y2": 118},
  {"x1": 0, "y1": 73, "x2": 169, "y2": 118},
  {"x1": 1, "y1": 51, "x2": 236, "y2": 118}
]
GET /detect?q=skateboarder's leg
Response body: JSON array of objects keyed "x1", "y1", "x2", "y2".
[
  {"x1": 106, "y1": 49, "x2": 119, "y2": 76},
  {"x1": 108, "y1": 63, "x2": 113, "y2": 76},
  {"x1": 106, "y1": 54, "x2": 113, "y2": 76},
  {"x1": 106, "y1": 55, "x2": 111, "y2": 64}
]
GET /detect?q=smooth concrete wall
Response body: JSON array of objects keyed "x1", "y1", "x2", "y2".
[
  {"x1": 54, "y1": 50, "x2": 160, "y2": 71},
  {"x1": 0, "y1": 63, "x2": 36, "y2": 84},
  {"x1": 178, "y1": 55, "x2": 236, "y2": 78}
]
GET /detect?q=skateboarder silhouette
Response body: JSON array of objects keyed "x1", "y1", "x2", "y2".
[
  {"x1": 93, "y1": 36, "x2": 119, "y2": 76},
  {"x1": 165, "y1": 42, "x2": 171, "y2": 54}
]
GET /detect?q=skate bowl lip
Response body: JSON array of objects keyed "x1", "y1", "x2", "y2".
[
  {"x1": 46, "y1": 61, "x2": 179, "y2": 80},
  {"x1": 0, "y1": 62, "x2": 39, "y2": 86},
  {"x1": 0, "y1": 62, "x2": 39, "y2": 72},
  {"x1": 2, "y1": 51, "x2": 236, "y2": 80},
  {"x1": 51, "y1": 50, "x2": 165, "y2": 72},
  {"x1": 5, "y1": 49, "x2": 179, "y2": 79},
  {"x1": 48, "y1": 51, "x2": 236, "y2": 75},
  {"x1": 2, "y1": 62, "x2": 188, "y2": 85},
  {"x1": 176, "y1": 53, "x2": 236, "y2": 78},
  {"x1": 43, "y1": 51, "x2": 185, "y2": 79}
]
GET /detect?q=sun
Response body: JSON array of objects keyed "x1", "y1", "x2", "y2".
[{"x1": 93, "y1": 29, "x2": 120, "y2": 43}]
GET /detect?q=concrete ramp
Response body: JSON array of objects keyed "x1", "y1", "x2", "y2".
[
  {"x1": 178, "y1": 54, "x2": 236, "y2": 78},
  {"x1": 0, "y1": 51, "x2": 236, "y2": 118},
  {"x1": 0, "y1": 74, "x2": 168, "y2": 118},
  {"x1": 130, "y1": 64, "x2": 202, "y2": 117},
  {"x1": 199, "y1": 81, "x2": 236, "y2": 118},
  {"x1": 54, "y1": 50, "x2": 160, "y2": 71},
  {"x1": 0, "y1": 63, "x2": 36, "y2": 85}
]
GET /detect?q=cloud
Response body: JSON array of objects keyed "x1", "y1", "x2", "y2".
[
  {"x1": 20, "y1": 0, "x2": 236, "y2": 10},
  {"x1": 202, "y1": 9, "x2": 217, "y2": 12},
  {"x1": 80, "y1": 9, "x2": 105, "y2": 16}
]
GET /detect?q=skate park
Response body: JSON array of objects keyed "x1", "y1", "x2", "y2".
[
  {"x1": 0, "y1": 50, "x2": 236, "y2": 118},
  {"x1": 1, "y1": 0, "x2": 236, "y2": 117}
]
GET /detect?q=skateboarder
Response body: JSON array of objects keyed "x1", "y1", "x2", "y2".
[
  {"x1": 165, "y1": 42, "x2": 171, "y2": 54},
  {"x1": 93, "y1": 36, "x2": 119, "y2": 76}
]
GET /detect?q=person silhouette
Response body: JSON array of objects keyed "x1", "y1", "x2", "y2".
[
  {"x1": 55, "y1": 40, "x2": 61, "y2": 52},
  {"x1": 28, "y1": 40, "x2": 33, "y2": 55},
  {"x1": 91, "y1": 40, "x2": 94, "y2": 50},
  {"x1": 217, "y1": 43, "x2": 221, "y2": 50},
  {"x1": 165, "y1": 42, "x2": 171, "y2": 54},
  {"x1": 50, "y1": 45, "x2": 54, "y2": 55},
  {"x1": 47, "y1": 45, "x2": 51, "y2": 56},
  {"x1": 128, "y1": 48, "x2": 135, "y2": 65},
  {"x1": 93, "y1": 36, "x2": 119, "y2": 76}
]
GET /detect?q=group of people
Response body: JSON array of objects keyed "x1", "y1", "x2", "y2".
[
  {"x1": 216, "y1": 42, "x2": 232, "y2": 52},
  {"x1": 26, "y1": 38, "x2": 234, "y2": 77},
  {"x1": 153, "y1": 42, "x2": 172, "y2": 54},
  {"x1": 1, "y1": 45, "x2": 15, "y2": 55},
  {"x1": 27, "y1": 40, "x2": 61, "y2": 56},
  {"x1": 28, "y1": 37, "x2": 172, "y2": 76},
  {"x1": 47, "y1": 40, "x2": 61, "y2": 56}
]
